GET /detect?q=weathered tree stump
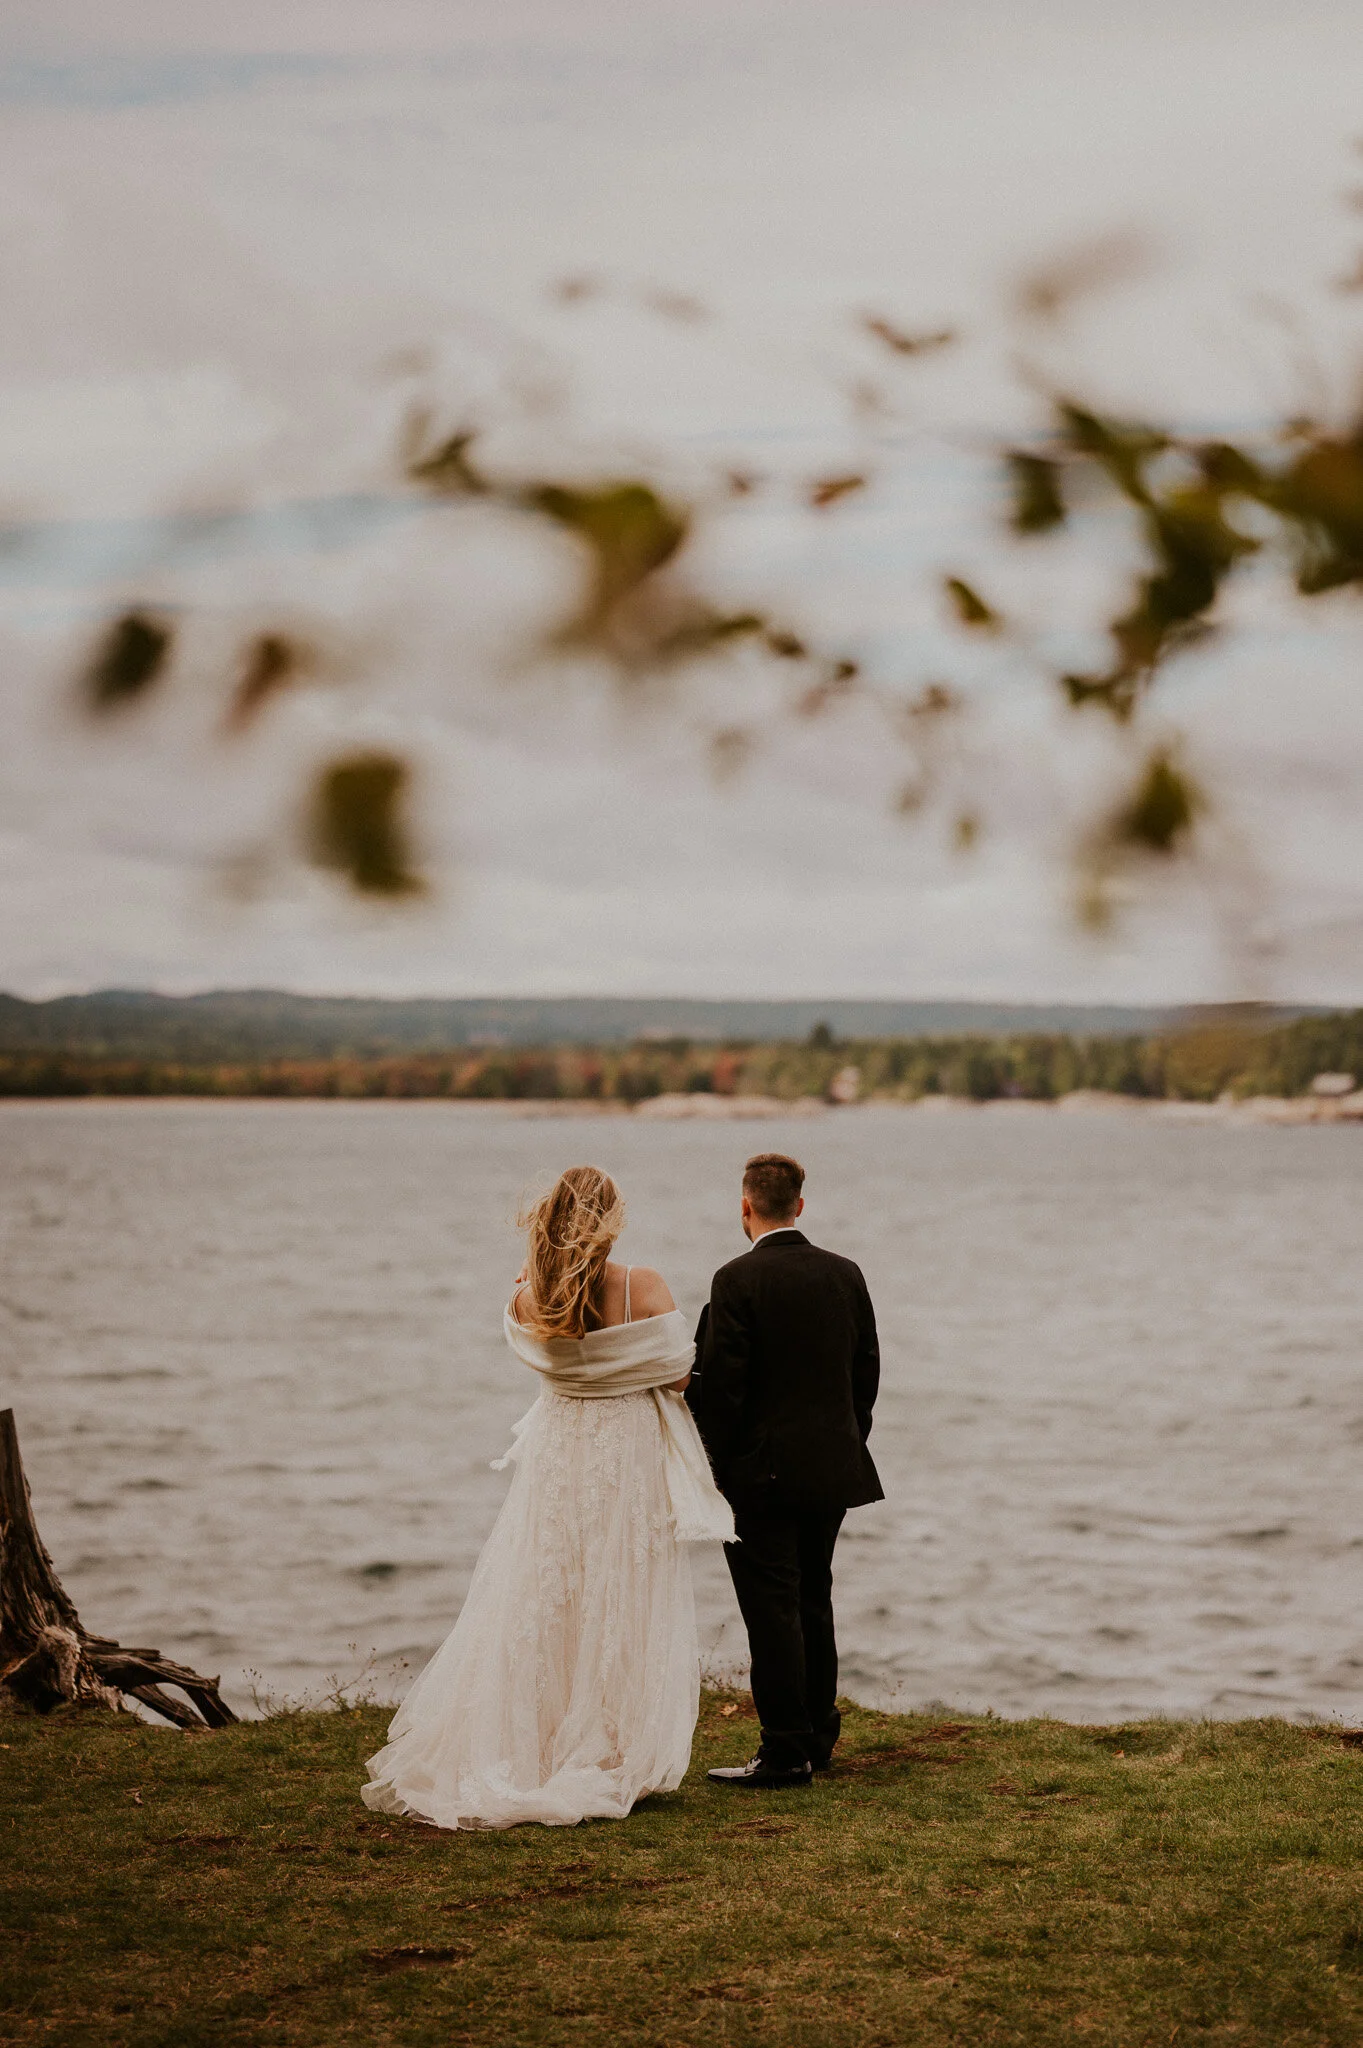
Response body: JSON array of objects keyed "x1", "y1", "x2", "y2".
[{"x1": 0, "y1": 1407, "x2": 237, "y2": 1729}]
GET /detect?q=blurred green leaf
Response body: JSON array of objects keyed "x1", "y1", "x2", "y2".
[
  {"x1": 651, "y1": 610, "x2": 765, "y2": 664},
  {"x1": 527, "y1": 480, "x2": 688, "y2": 624},
  {"x1": 944, "y1": 577, "x2": 1002, "y2": 631},
  {"x1": 809, "y1": 473, "x2": 867, "y2": 510},
  {"x1": 1111, "y1": 749, "x2": 1202, "y2": 854},
  {"x1": 1057, "y1": 402, "x2": 1166, "y2": 503},
  {"x1": 1063, "y1": 671, "x2": 1135, "y2": 717},
  {"x1": 1006, "y1": 452, "x2": 1066, "y2": 534},
  {"x1": 1122, "y1": 492, "x2": 1255, "y2": 654},
  {"x1": 1267, "y1": 436, "x2": 1363, "y2": 592},
  {"x1": 861, "y1": 316, "x2": 957, "y2": 357},
  {"x1": 309, "y1": 752, "x2": 423, "y2": 896},
  {"x1": 84, "y1": 611, "x2": 172, "y2": 714},
  {"x1": 1196, "y1": 441, "x2": 1263, "y2": 494},
  {"x1": 795, "y1": 659, "x2": 860, "y2": 716},
  {"x1": 225, "y1": 634, "x2": 305, "y2": 734},
  {"x1": 1061, "y1": 472, "x2": 1257, "y2": 717},
  {"x1": 408, "y1": 429, "x2": 488, "y2": 496}
]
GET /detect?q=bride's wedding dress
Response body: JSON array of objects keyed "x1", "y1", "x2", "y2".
[{"x1": 362, "y1": 1281, "x2": 733, "y2": 1830}]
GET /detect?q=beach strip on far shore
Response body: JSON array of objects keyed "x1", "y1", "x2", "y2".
[{"x1": 460, "y1": 1087, "x2": 1363, "y2": 1122}]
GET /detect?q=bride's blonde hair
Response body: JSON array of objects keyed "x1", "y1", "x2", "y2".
[{"x1": 518, "y1": 1165, "x2": 625, "y2": 1339}]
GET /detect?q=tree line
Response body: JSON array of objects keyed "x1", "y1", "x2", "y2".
[{"x1": 1, "y1": 1012, "x2": 1358, "y2": 1103}]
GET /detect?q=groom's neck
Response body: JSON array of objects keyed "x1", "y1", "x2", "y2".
[{"x1": 749, "y1": 1217, "x2": 799, "y2": 1244}]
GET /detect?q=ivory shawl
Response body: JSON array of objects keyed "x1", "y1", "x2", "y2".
[{"x1": 499, "y1": 1307, "x2": 734, "y2": 1543}]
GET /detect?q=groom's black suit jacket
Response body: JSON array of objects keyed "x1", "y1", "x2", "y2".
[{"x1": 690, "y1": 1231, "x2": 883, "y2": 1511}]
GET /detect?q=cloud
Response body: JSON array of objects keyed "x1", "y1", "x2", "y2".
[{"x1": 0, "y1": 53, "x2": 345, "y2": 111}]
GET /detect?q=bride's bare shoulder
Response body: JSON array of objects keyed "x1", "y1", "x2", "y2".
[{"x1": 626, "y1": 1266, "x2": 676, "y2": 1318}]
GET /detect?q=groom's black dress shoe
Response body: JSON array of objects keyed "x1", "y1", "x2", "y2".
[{"x1": 707, "y1": 1755, "x2": 814, "y2": 1789}]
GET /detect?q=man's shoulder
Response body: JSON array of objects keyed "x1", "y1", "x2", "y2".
[
  {"x1": 802, "y1": 1242, "x2": 868, "y2": 1287},
  {"x1": 713, "y1": 1239, "x2": 866, "y2": 1287}
]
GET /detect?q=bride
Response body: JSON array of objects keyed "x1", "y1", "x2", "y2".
[{"x1": 362, "y1": 1164, "x2": 734, "y2": 1829}]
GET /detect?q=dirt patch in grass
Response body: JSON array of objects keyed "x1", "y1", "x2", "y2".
[
  {"x1": 362, "y1": 1943, "x2": 473, "y2": 1975},
  {"x1": 719, "y1": 1818, "x2": 800, "y2": 1839}
]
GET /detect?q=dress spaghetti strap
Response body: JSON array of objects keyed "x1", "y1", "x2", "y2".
[{"x1": 623, "y1": 1266, "x2": 632, "y2": 1324}]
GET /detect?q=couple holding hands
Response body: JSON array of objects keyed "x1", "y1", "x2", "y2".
[{"x1": 363, "y1": 1151, "x2": 882, "y2": 1830}]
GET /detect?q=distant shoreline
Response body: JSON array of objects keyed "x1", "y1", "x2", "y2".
[
  {"x1": 1, "y1": 1005, "x2": 1359, "y2": 1112},
  {"x1": 2, "y1": 1089, "x2": 1361, "y2": 1125}
]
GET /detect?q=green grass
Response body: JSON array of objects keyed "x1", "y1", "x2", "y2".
[{"x1": 4, "y1": 1690, "x2": 1363, "y2": 2046}]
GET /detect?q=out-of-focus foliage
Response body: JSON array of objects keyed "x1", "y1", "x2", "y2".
[
  {"x1": 1269, "y1": 432, "x2": 1363, "y2": 593},
  {"x1": 795, "y1": 657, "x2": 860, "y2": 717},
  {"x1": 943, "y1": 577, "x2": 1001, "y2": 631},
  {"x1": 63, "y1": 173, "x2": 1363, "y2": 933},
  {"x1": 808, "y1": 472, "x2": 867, "y2": 510},
  {"x1": 1076, "y1": 747, "x2": 1207, "y2": 928},
  {"x1": 308, "y1": 751, "x2": 422, "y2": 897},
  {"x1": 225, "y1": 633, "x2": 309, "y2": 734},
  {"x1": 1016, "y1": 397, "x2": 1363, "y2": 721},
  {"x1": 527, "y1": 480, "x2": 687, "y2": 628},
  {"x1": 861, "y1": 315, "x2": 957, "y2": 357},
  {"x1": 404, "y1": 421, "x2": 771, "y2": 671},
  {"x1": 1017, "y1": 402, "x2": 1259, "y2": 719},
  {"x1": 894, "y1": 684, "x2": 960, "y2": 814},
  {"x1": 83, "y1": 611, "x2": 173, "y2": 713},
  {"x1": 1113, "y1": 751, "x2": 1201, "y2": 854},
  {"x1": 957, "y1": 330, "x2": 1363, "y2": 923},
  {"x1": 1013, "y1": 228, "x2": 1151, "y2": 323},
  {"x1": 407, "y1": 427, "x2": 489, "y2": 496},
  {"x1": 1005, "y1": 452, "x2": 1066, "y2": 535}
]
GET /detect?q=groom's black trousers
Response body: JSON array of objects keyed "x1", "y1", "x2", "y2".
[{"x1": 724, "y1": 1495, "x2": 847, "y2": 1771}]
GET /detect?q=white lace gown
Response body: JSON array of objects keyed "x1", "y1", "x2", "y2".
[{"x1": 361, "y1": 1304, "x2": 734, "y2": 1830}]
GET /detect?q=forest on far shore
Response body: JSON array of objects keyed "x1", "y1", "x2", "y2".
[{"x1": 1, "y1": 1010, "x2": 1360, "y2": 1105}]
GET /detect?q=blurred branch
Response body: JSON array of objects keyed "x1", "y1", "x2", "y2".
[{"x1": 58, "y1": 173, "x2": 1363, "y2": 955}]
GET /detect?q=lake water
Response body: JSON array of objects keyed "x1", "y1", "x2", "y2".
[{"x1": 3, "y1": 1100, "x2": 1362, "y2": 1726}]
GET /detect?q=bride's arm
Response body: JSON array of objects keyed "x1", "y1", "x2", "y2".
[{"x1": 628, "y1": 1267, "x2": 690, "y2": 1388}]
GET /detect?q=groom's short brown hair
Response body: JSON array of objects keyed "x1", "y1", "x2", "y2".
[{"x1": 743, "y1": 1152, "x2": 805, "y2": 1222}]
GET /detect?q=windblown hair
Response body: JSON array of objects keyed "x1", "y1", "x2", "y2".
[
  {"x1": 517, "y1": 1165, "x2": 625, "y2": 1340},
  {"x1": 742, "y1": 1151, "x2": 805, "y2": 1222}
]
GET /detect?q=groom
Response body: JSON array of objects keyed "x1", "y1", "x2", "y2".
[{"x1": 690, "y1": 1152, "x2": 883, "y2": 1787}]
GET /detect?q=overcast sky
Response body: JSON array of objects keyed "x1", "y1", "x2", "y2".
[{"x1": 4, "y1": 0, "x2": 1363, "y2": 1003}]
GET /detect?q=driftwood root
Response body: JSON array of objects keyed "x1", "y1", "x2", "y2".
[{"x1": 0, "y1": 1408, "x2": 237, "y2": 1729}]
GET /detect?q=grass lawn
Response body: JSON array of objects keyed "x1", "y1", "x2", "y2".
[{"x1": 4, "y1": 1690, "x2": 1363, "y2": 2046}]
